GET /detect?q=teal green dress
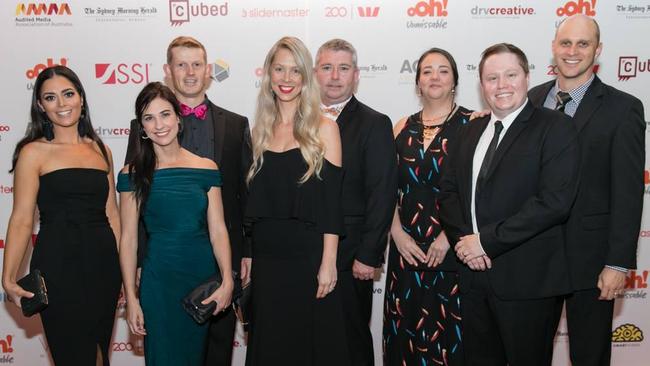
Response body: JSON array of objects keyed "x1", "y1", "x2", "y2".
[{"x1": 117, "y1": 168, "x2": 222, "y2": 366}]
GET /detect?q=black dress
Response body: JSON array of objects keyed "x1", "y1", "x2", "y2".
[
  {"x1": 244, "y1": 149, "x2": 351, "y2": 366},
  {"x1": 31, "y1": 168, "x2": 121, "y2": 365},
  {"x1": 383, "y1": 107, "x2": 471, "y2": 366}
]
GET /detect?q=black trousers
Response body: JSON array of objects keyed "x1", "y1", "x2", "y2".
[
  {"x1": 339, "y1": 270, "x2": 375, "y2": 366},
  {"x1": 462, "y1": 272, "x2": 559, "y2": 366},
  {"x1": 203, "y1": 306, "x2": 236, "y2": 366},
  {"x1": 551, "y1": 288, "x2": 614, "y2": 366}
]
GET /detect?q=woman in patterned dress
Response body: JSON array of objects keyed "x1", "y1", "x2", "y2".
[{"x1": 383, "y1": 48, "x2": 471, "y2": 366}]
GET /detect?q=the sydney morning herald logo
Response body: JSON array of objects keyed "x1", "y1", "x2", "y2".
[{"x1": 169, "y1": 0, "x2": 228, "y2": 26}]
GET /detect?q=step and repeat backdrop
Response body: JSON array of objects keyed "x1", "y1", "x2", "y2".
[{"x1": 1, "y1": 0, "x2": 649, "y2": 365}]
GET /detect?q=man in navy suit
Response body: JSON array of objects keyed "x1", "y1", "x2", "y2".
[
  {"x1": 439, "y1": 43, "x2": 580, "y2": 365},
  {"x1": 529, "y1": 15, "x2": 645, "y2": 365}
]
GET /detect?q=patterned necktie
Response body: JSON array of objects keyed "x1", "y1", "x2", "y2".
[
  {"x1": 180, "y1": 103, "x2": 208, "y2": 120},
  {"x1": 555, "y1": 91, "x2": 572, "y2": 113},
  {"x1": 477, "y1": 120, "x2": 504, "y2": 193}
]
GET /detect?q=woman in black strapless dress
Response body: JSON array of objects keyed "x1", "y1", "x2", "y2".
[{"x1": 1, "y1": 66, "x2": 121, "y2": 365}]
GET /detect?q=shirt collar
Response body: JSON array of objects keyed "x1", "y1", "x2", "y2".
[
  {"x1": 551, "y1": 74, "x2": 595, "y2": 107},
  {"x1": 490, "y1": 98, "x2": 529, "y2": 131},
  {"x1": 320, "y1": 96, "x2": 352, "y2": 111}
]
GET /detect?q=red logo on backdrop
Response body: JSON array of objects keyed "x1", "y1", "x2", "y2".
[
  {"x1": 358, "y1": 6, "x2": 379, "y2": 17},
  {"x1": 0, "y1": 240, "x2": 4, "y2": 249},
  {"x1": 547, "y1": 64, "x2": 599, "y2": 76},
  {"x1": 169, "y1": 0, "x2": 228, "y2": 26},
  {"x1": 26, "y1": 58, "x2": 68, "y2": 79},
  {"x1": 95, "y1": 63, "x2": 150, "y2": 85},
  {"x1": 408, "y1": 0, "x2": 448, "y2": 17},
  {"x1": 0, "y1": 335, "x2": 13, "y2": 353},
  {"x1": 556, "y1": 0, "x2": 596, "y2": 17},
  {"x1": 618, "y1": 56, "x2": 650, "y2": 81},
  {"x1": 626, "y1": 270, "x2": 648, "y2": 289},
  {"x1": 15, "y1": 3, "x2": 71, "y2": 16}
]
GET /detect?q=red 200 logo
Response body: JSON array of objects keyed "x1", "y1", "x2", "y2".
[
  {"x1": 325, "y1": 6, "x2": 347, "y2": 17},
  {"x1": 112, "y1": 342, "x2": 135, "y2": 352}
]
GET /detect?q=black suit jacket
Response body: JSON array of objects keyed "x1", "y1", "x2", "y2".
[
  {"x1": 529, "y1": 76, "x2": 645, "y2": 290},
  {"x1": 438, "y1": 101, "x2": 580, "y2": 300},
  {"x1": 125, "y1": 99, "x2": 252, "y2": 271},
  {"x1": 336, "y1": 96, "x2": 398, "y2": 270}
]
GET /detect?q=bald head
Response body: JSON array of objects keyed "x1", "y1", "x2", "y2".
[
  {"x1": 555, "y1": 14, "x2": 600, "y2": 44},
  {"x1": 552, "y1": 14, "x2": 602, "y2": 90}
]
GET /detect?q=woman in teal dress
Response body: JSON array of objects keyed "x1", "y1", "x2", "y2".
[{"x1": 118, "y1": 82, "x2": 233, "y2": 365}]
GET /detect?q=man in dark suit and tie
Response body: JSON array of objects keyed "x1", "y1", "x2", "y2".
[
  {"x1": 529, "y1": 15, "x2": 645, "y2": 365},
  {"x1": 438, "y1": 43, "x2": 580, "y2": 365},
  {"x1": 314, "y1": 38, "x2": 397, "y2": 366},
  {"x1": 125, "y1": 36, "x2": 251, "y2": 366}
]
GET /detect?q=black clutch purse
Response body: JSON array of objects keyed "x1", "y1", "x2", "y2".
[
  {"x1": 17, "y1": 269, "x2": 48, "y2": 317},
  {"x1": 181, "y1": 271, "x2": 242, "y2": 324}
]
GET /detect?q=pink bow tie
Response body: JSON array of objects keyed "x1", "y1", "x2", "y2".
[{"x1": 180, "y1": 103, "x2": 208, "y2": 120}]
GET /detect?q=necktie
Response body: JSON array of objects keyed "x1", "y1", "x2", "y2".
[
  {"x1": 555, "y1": 91, "x2": 572, "y2": 113},
  {"x1": 180, "y1": 103, "x2": 208, "y2": 120},
  {"x1": 477, "y1": 121, "x2": 504, "y2": 192}
]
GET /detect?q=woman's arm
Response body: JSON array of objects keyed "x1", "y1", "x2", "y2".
[
  {"x1": 104, "y1": 146, "x2": 120, "y2": 251},
  {"x1": 118, "y1": 172, "x2": 146, "y2": 335},
  {"x1": 1, "y1": 144, "x2": 41, "y2": 306},
  {"x1": 316, "y1": 117, "x2": 342, "y2": 299},
  {"x1": 204, "y1": 181, "x2": 234, "y2": 313}
]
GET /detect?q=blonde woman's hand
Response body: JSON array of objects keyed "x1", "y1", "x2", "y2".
[
  {"x1": 316, "y1": 262, "x2": 337, "y2": 299},
  {"x1": 2, "y1": 281, "x2": 33, "y2": 308}
]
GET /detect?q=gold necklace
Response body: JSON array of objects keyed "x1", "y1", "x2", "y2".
[{"x1": 420, "y1": 103, "x2": 456, "y2": 140}]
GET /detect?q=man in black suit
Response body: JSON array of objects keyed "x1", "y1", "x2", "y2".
[
  {"x1": 438, "y1": 43, "x2": 579, "y2": 365},
  {"x1": 314, "y1": 39, "x2": 397, "y2": 366},
  {"x1": 529, "y1": 15, "x2": 645, "y2": 365},
  {"x1": 124, "y1": 36, "x2": 251, "y2": 366}
]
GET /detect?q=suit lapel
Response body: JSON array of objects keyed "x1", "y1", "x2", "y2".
[
  {"x1": 528, "y1": 80, "x2": 554, "y2": 107},
  {"x1": 572, "y1": 76, "x2": 604, "y2": 133},
  {"x1": 335, "y1": 95, "x2": 359, "y2": 131},
  {"x1": 484, "y1": 102, "x2": 534, "y2": 180},
  {"x1": 462, "y1": 117, "x2": 489, "y2": 213},
  {"x1": 210, "y1": 101, "x2": 226, "y2": 165}
]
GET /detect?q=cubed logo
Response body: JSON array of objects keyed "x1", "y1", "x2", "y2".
[
  {"x1": 95, "y1": 63, "x2": 150, "y2": 85},
  {"x1": 26, "y1": 58, "x2": 68, "y2": 79},
  {"x1": 612, "y1": 324, "x2": 644, "y2": 343},
  {"x1": 15, "y1": 3, "x2": 71, "y2": 16},
  {"x1": 408, "y1": 0, "x2": 448, "y2": 17},
  {"x1": 169, "y1": 0, "x2": 228, "y2": 26},
  {"x1": 618, "y1": 56, "x2": 650, "y2": 81},
  {"x1": 357, "y1": 6, "x2": 379, "y2": 17},
  {"x1": 556, "y1": 0, "x2": 596, "y2": 17}
]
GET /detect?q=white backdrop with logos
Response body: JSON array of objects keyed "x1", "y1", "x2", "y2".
[{"x1": 0, "y1": 1, "x2": 649, "y2": 365}]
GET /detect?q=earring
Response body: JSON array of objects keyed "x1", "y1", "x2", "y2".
[
  {"x1": 140, "y1": 129, "x2": 149, "y2": 140},
  {"x1": 43, "y1": 119, "x2": 54, "y2": 141},
  {"x1": 178, "y1": 121, "x2": 184, "y2": 133},
  {"x1": 451, "y1": 88, "x2": 456, "y2": 94}
]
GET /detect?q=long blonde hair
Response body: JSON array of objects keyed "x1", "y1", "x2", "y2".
[{"x1": 247, "y1": 36, "x2": 323, "y2": 184}]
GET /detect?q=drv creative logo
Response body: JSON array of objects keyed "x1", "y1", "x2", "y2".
[
  {"x1": 95, "y1": 63, "x2": 150, "y2": 85},
  {"x1": 556, "y1": 0, "x2": 596, "y2": 17},
  {"x1": 408, "y1": 0, "x2": 448, "y2": 17},
  {"x1": 26, "y1": 58, "x2": 68, "y2": 79},
  {"x1": 169, "y1": 0, "x2": 228, "y2": 26},
  {"x1": 15, "y1": 3, "x2": 71, "y2": 16}
]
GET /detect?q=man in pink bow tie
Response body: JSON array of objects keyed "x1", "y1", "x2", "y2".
[{"x1": 125, "y1": 36, "x2": 252, "y2": 366}]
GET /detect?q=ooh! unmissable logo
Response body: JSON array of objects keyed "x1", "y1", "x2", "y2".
[
  {"x1": 556, "y1": 0, "x2": 596, "y2": 17},
  {"x1": 26, "y1": 58, "x2": 68, "y2": 79},
  {"x1": 407, "y1": 0, "x2": 448, "y2": 17}
]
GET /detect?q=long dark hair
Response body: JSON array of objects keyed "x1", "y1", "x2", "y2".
[
  {"x1": 129, "y1": 82, "x2": 182, "y2": 207},
  {"x1": 11, "y1": 65, "x2": 109, "y2": 172}
]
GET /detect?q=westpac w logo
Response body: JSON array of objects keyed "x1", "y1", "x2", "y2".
[{"x1": 15, "y1": 3, "x2": 71, "y2": 16}]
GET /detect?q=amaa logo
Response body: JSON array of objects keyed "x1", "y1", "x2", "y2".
[{"x1": 15, "y1": 3, "x2": 71, "y2": 16}]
